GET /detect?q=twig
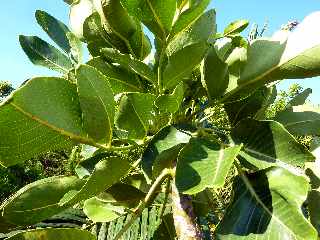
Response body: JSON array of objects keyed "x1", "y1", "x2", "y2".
[{"x1": 113, "y1": 168, "x2": 174, "y2": 240}]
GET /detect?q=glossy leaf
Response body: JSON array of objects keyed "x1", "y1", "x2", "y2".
[
  {"x1": 216, "y1": 167, "x2": 317, "y2": 240},
  {"x1": 59, "y1": 156, "x2": 131, "y2": 206},
  {"x1": 0, "y1": 77, "x2": 87, "y2": 167},
  {"x1": 224, "y1": 12, "x2": 320, "y2": 101},
  {"x1": 231, "y1": 119, "x2": 315, "y2": 170},
  {"x1": 155, "y1": 83, "x2": 184, "y2": 113},
  {"x1": 121, "y1": 0, "x2": 176, "y2": 39},
  {"x1": 163, "y1": 41, "x2": 209, "y2": 90},
  {"x1": 19, "y1": 35, "x2": 73, "y2": 73},
  {"x1": 167, "y1": 9, "x2": 216, "y2": 56},
  {"x1": 175, "y1": 138, "x2": 241, "y2": 194},
  {"x1": 0, "y1": 176, "x2": 84, "y2": 225},
  {"x1": 93, "y1": 0, "x2": 137, "y2": 39},
  {"x1": 142, "y1": 126, "x2": 191, "y2": 181},
  {"x1": 7, "y1": 228, "x2": 96, "y2": 240},
  {"x1": 223, "y1": 19, "x2": 249, "y2": 37},
  {"x1": 76, "y1": 64, "x2": 115, "y2": 144},
  {"x1": 201, "y1": 46, "x2": 229, "y2": 100},
  {"x1": 101, "y1": 48, "x2": 156, "y2": 84},
  {"x1": 87, "y1": 57, "x2": 143, "y2": 94},
  {"x1": 115, "y1": 93, "x2": 156, "y2": 139},
  {"x1": 274, "y1": 111, "x2": 320, "y2": 136},
  {"x1": 169, "y1": 0, "x2": 211, "y2": 40},
  {"x1": 35, "y1": 10, "x2": 75, "y2": 55}
]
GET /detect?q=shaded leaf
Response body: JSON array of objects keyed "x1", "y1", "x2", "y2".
[
  {"x1": 76, "y1": 64, "x2": 115, "y2": 144},
  {"x1": 60, "y1": 156, "x2": 131, "y2": 206},
  {"x1": 87, "y1": 57, "x2": 143, "y2": 94},
  {"x1": 225, "y1": 86, "x2": 273, "y2": 126},
  {"x1": 201, "y1": 46, "x2": 229, "y2": 100},
  {"x1": 286, "y1": 88, "x2": 312, "y2": 110},
  {"x1": 101, "y1": 48, "x2": 156, "y2": 84},
  {"x1": 155, "y1": 83, "x2": 184, "y2": 113},
  {"x1": 142, "y1": 126, "x2": 191, "y2": 182},
  {"x1": 175, "y1": 138, "x2": 241, "y2": 194},
  {"x1": 274, "y1": 111, "x2": 320, "y2": 136},
  {"x1": 216, "y1": 167, "x2": 317, "y2": 240},
  {"x1": 19, "y1": 35, "x2": 73, "y2": 73},
  {"x1": 1, "y1": 176, "x2": 84, "y2": 226},
  {"x1": 115, "y1": 93, "x2": 156, "y2": 139},
  {"x1": 231, "y1": 119, "x2": 315, "y2": 170},
  {"x1": 35, "y1": 10, "x2": 78, "y2": 56}
]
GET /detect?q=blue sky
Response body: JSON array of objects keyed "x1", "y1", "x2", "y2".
[{"x1": 1, "y1": 0, "x2": 320, "y2": 103}]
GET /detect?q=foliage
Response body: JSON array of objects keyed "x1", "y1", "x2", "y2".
[{"x1": 1, "y1": 1, "x2": 320, "y2": 240}]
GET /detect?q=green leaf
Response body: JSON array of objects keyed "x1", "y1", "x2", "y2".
[
  {"x1": 231, "y1": 119, "x2": 315, "y2": 170},
  {"x1": 129, "y1": 24, "x2": 152, "y2": 60},
  {"x1": 286, "y1": 88, "x2": 312, "y2": 109},
  {"x1": 121, "y1": 0, "x2": 176, "y2": 39},
  {"x1": 163, "y1": 41, "x2": 209, "y2": 90},
  {"x1": 101, "y1": 48, "x2": 156, "y2": 84},
  {"x1": 87, "y1": 57, "x2": 143, "y2": 94},
  {"x1": 141, "y1": 126, "x2": 191, "y2": 182},
  {"x1": 7, "y1": 228, "x2": 96, "y2": 240},
  {"x1": 175, "y1": 138, "x2": 241, "y2": 194},
  {"x1": 0, "y1": 176, "x2": 84, "y2": 226},
  {"x1": 274, "y1": 111, "x2": 320, "y2": 136},
  {"x1": 97, "y1": 183, "x2": 145, "y2": 208},
  {"x1": 66, "y1": 31, "x2": 83, "y2": 63},
  {"x1": 75, "y1": 152, "x2": 110, "y2": 179},
  {"x1": 19, "y1": 35, "x2": 73, "y2": 73},
  {"x1": 84, "y1": 184, "x2": 145, "y2": 222},
  {"x1": 93, "y1": 0, "x2": 137, "y2": 39},
  {"x1": 308, "y1": 190, "x2": 320, "y2": 234},
  {"x1": 225, "y1": 87, "x2": 273, "y2": 126},
  {"x1": 83, "y1": 197, "x2": 126, "y2": 223},
  {"x1": 169, "y1": 0, "x2": 211, "y2": 40},
  {"x1": 223, "y1": 19, "x2": 249, "y2": 37},
  {"x1": 35, "y1": 10, "x2": 77, "y2": 56},
  {"x1": 216, "y1": 167, "x2": 317, "y2": 240},
  {"x1": 76, "y1": 64, "x2": 115, "y2": 145},
  {"x1": 60, "y1": 156, "x2": 131, "y2": 206},
  {"x1": 201, "y1": 46, "x2": 229, "y2": 100},
  {"x1": 167, "y1": 9, "x2": 216, "y2": 56},
  {"x1": 0, "y1": 77, "x2": 89, "y2": 167},
  {"x1": 163, "y1": 10, "x2": 216, "y2": 90},
  {"x1": 115, "y1": 93, "x2": 156, "y2": 140},
  {"x1": 224, "y1": 12, "x2": 320, "y2": 101},
  {"x1": 155, "y1": 83, "x2": 184, "y2": 113}
]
